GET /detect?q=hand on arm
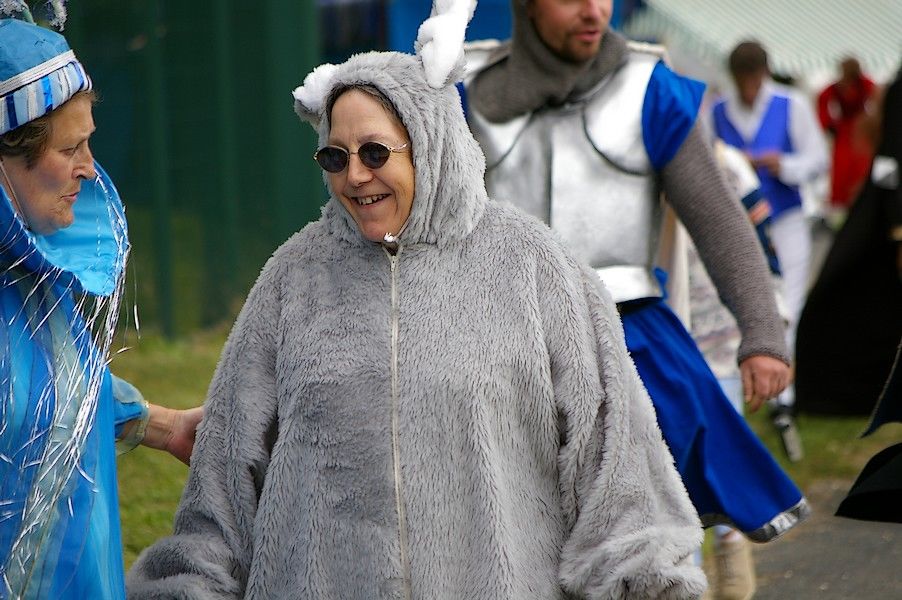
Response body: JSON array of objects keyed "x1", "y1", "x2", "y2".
[
  {"x1": 739, "y1": 355, "x2": 791, "y2": 412},
  {"x1": 140, "y1": 404, "x2": 204, "y2": 465}
]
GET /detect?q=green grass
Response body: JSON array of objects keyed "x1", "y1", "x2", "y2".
[
  {"x1": 112, "y1": 327, "x2": 228, "y2": 567},
  {"x1": 745, "y1": 408, "x2": 902, "y2": 490},
  {"x1": 113, "y1": 328, "x2": 902, "y2": 569}
]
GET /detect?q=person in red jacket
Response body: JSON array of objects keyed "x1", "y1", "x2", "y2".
[{"x1": 818, "y1": 57, "x2": 877, "y2": 210}]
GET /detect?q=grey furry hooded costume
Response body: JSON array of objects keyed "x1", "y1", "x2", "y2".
[{"x1": 126, "y1": 4, "x2": 706, "y2": 598}]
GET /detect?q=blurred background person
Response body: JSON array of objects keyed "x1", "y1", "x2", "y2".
[
  {"x1": 835, "y1": 337, "x2": 902, "y2": 523},
  {"x1": 817, "y1": 56, "x2": 878, "y2": 216},
  {"x1": 795, "y1": 60, "x2": 902, "y2": 417},
  {"x1": 710, "y1": 40, "x2": 829, "y2": 454}
]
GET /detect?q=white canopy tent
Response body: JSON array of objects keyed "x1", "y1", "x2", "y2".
[{"x1": 624, "y1": 0, "x2": 902, "y2": 94}]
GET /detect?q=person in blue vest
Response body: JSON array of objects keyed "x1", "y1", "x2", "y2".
[
  {"x1": 710, "y1": 40, "x2": 829, "y2": 452},
  {"x1": 0, "y1": 16, "x2": 203, "y2": 599}
]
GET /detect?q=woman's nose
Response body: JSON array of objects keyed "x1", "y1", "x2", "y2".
[
  {"x1": 346, "y1": 153, "x2": 373, "y2": 186},
  {"x1": 74, "y1": 144, "x2": 96, "y2": 180}
]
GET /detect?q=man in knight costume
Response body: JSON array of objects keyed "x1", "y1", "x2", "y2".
[{"x1": 463, "y1": 1, "x2": 808, "y2": 597}]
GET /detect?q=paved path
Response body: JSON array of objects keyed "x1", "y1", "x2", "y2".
[
  {"x1": 750, "y1": 479, "x2": 902, "y2": 599},
  {"x1": 741, "y1": 217, "x2": 901, "y2": 599}
]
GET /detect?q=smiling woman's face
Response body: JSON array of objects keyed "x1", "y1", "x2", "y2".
[
  {"x1": 0, "y1": 94, "x2": 97, "y2": 235},
  {"x1": 326, "y1": 89, "x2": 415, "y2": 243}
]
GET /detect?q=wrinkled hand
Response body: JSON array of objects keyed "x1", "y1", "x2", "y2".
[
  {"x1": 739, "y1": 355, "x2": 791, "y2": 412},
  {"x1": 165, "y1": 406, "x2": 204, "y2": 465},
  {"x1": 750, "y1": 151, "x2": 782, "y2": 176},
  {"x1": 144, "y1": 404, "x2": 204, "y2": 465}
]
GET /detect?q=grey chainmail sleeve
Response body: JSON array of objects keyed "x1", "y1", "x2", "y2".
[{"x1": 661, "y1": 123, "x2": 790, "y2": 365}]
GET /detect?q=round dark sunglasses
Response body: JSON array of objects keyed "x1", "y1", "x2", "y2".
[{"x1": 313, "y1": 141, "x2": 409, "y2": 173}]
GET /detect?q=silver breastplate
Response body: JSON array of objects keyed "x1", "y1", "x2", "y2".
[{"x1": 467, "y1": 50, "x2": 664, "y2": 303}]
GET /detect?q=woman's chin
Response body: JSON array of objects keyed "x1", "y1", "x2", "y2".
[
  {"x1": 358, "y1": 224, "x2": 392, "y2": 243},
  {"x1": 353, "y1": 213, "x2": 405, "y2": 243}
]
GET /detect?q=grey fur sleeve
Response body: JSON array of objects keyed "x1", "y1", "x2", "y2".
[
  {"x1": 555, "y1": 266, "x2": 707, "y2": 599},
  {"x1": 661, "y1": 123, "x2": 790, "y2": 364},
  {"x1": 126, "y1": 261, "x2": 283, "y2": 599}
]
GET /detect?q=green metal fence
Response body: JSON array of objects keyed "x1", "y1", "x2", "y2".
[{"x1": 64, "y1": 0, "x2": 326, "y2": 336}]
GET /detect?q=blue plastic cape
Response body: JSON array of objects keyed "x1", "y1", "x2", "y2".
[{"x1": 0, "y1": 164, "x2": 138, "y2": 599}]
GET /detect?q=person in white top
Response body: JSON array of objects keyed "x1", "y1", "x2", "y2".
[{"x1": 709, "y1": 40, "x2": 828, "y2": 449}]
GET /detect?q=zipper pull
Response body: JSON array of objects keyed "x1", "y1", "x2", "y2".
[{"x1": 382, "y1": 232, "x2": 402, "y2": 255}]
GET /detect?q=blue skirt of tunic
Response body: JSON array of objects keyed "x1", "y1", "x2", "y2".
[{"x1": 621, "y1": 298, "x2": 809, "y2": 542}]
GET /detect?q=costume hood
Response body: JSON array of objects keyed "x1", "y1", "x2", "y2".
[{"x1": 293, "y1": 0, "x2": 487, "y2": 248}]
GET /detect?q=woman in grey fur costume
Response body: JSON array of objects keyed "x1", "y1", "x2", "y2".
[{"x1": 126, "y1": 3, "x2": 706, "y2": 598}]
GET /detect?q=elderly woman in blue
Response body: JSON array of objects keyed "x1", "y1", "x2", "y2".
[{"x1": 0, "y1": 18, "x2": 203, "y2": 599}]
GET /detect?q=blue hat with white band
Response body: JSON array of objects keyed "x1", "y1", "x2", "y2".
[
  {"x1": 0, "y1": 18, "x2": 92, "y2": 135},
  {"x1": 0, "y1": 18, "x2": 125, "y2": 297}
]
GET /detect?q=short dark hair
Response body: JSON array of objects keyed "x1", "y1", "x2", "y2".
[
  {"x1": 0, "y1": 90, "x2": 97, "y2": 169},
  {"x1": 729, "y1": 41, "x2": 769, "y2": 78},
  {"x1": 840, "y1": 56, "x2": 862, "y2": 79}
]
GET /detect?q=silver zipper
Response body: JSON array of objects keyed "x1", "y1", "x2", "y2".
[{"x1": 387, "y1": 248, "x2": 412, "y2": 600}]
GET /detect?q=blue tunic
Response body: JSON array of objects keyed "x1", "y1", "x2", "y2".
[{"x1": 0, "y1": 164, "x2": 140, "y2": 599}]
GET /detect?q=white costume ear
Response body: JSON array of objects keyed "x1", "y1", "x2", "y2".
[
  {"x1": 292, "y1": 63, "x2": 339, "y2": 125},
  {"x1": 415, "y1": 0, "x2": 477, "y2": 88}
]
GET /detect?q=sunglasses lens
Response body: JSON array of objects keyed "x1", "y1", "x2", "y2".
[
  {"x1": 315, "y1": 147, "x2": 348, "y2": 173},
  {"x1": 359, "y1": 142, "x2": 392, "y2": 169}
]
